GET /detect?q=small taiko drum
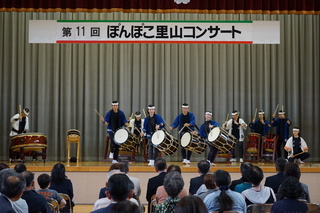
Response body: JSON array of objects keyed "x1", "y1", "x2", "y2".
[
  {"x1": 207, "y1": 127, "x2": 236, "y2": 153},
  {"x1": 180, "y1": 132, "x2": 207, "y2": 154},
  {"x1": 151, "y1": 129, "x2": 178, "y2": 155},
  {"x1": 114, "y1": 128, "x2": 138, "y2": 151}
]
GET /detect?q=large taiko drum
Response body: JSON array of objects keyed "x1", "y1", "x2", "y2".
[
  {"x1": 151, "y1": 130, "x2": 178, "y2": 155},
  {"x1": 10, "y1": 133, "x2": 47, "y2": 152},
  {"x1": 207, "y1": 127, "x2": 236, "y2": 153},
  {"x1": 181, "y1": 132, "x2": 207, "y2": 154},
  {"x1": 114, "y1": 128, "x2": 138, "y2": 151}
]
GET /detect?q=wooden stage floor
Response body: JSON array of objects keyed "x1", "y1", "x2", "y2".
[{"x1": 4, "y1": 160, "x2": 320, "y2": 173}]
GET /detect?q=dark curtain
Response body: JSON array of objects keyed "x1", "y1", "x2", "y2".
[{"x1": 1, "y1": 0, "x2": 319, "y2": 14}]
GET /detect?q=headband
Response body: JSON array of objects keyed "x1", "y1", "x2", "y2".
[
  {"x1": 259, "y1": 111, "x2": 265, "y2": 115},
  {"x1": 278, "y1": 111, "x2": 285, "y2": 115},
  {"x1": 148, "y1": 106, "x2": 155, "y2": 109},
  {"x1": 293, "y1": 128, "x2": 300, "y2": 132},
  {"x1": 182, "y1": 105, "x2": 189, "y2": 108},
  {"x1": 111, "y1": 102, "x2": 119, "y2": 106},
  {"x1": 135, "y1": 114, "x2": 141, "y2": 117},
  {"x1": 232, "y1": 112, "x2": 238, "y2": 116},
  {"x1": 23, "y1": 110, "x2": 29, "y2": 115},
  {"x1": 205, "y1": 112, "x2": 212, "y2": 115}
]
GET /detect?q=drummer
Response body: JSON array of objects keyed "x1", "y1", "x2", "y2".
[
  {"x1": 100, "y1": 101, "x2": 128, "y2": 164},
  {"x1": 141, "y1": 104, "x2": 165, "y2": 166},
  {"x1": 10, "y1": 108, "x2": 30, "y2": 137},
  {"x1": 223, "y1": 110, "x2": 247, "y2": 163},
  {"x1": 248, "y1": 110, "x2": 271, "y2": 136},
  {"x1": 198, "y1": 111, "x2": 220, "y2": 166},
  {"x1": 129, "y1": 111, "x2": 145, "y2": 137},
  {"x1": 169, "y1": 103, "x2": 196, "y2": 164},
  {"x1": 284, "y1": 127, "x2": 310, "y2": 164}
]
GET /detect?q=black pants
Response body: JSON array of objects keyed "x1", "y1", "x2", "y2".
[
  {"x1": 181, "y1": 147, "x2": 192, "y2": 160},
  {"x1": 207, "y1": 144, "x2": 219, "y2": 163},
  {"x1": 109, "y1": 132, "x2": 120, "y2": 161},
  {"x1": 288, "y1": 152, "x2": 310, "y2": 162},
  {"x1": 276, "y1": 138, "x2": 287, "y2": 159},
  {"x1": 231, "y1": 141, "x2": 244, "y2": 159},
  {"x1": 147, "y1": 138, "x2": 159, "y2": 160}
]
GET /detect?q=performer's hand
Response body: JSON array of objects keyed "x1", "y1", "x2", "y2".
[
  {"x1": 156, "y1": 124, "x2": 160, "y2": 130},
  {"x1": 304, "y1": 149, "x2": 309, "y2": 152},
  {"x1": 209, "y1": 124, "x2": 213, "y2": 129},
  {"x1": 192, "y1": 131, "x2": 198, "y2": 135},
  {"x1": 290, "y1": 154, "x2": 294, "y2": 158},
  {"x1": 100, "y1": 116, "x2": 104, "y2": 122},
  {"x1": 184, "y1": 123, "x2": 190, "y2": 127},
  {"x1": 252, "y1": 119, "x2": 255, "y2": 123},
  {"x1": 169, "y1": 126, "x2": 173, "y2": 131},
  {"x1": 140, "y1": 132, "x2": 144, "y2": 137},
  {"x1": 287, "y1": 120, "x2": 291, "y2": 125},
  {"x1": 272, "y1": 114, "x2": 276, "y2": 118}
]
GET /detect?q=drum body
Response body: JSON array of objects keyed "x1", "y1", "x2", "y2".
[
  {"x1": 264, "y1": 134, "x2": 276, "y2": 152},
  {"x1": 181, "y1": 132, "x2": 207, "y2": 154},
  {"x1": 207, "y1": 127, "x2": 236, "y2": 153},
  {"x1": 114, "y1": 128, "x2": 137, "y2": 151},
  {"x1": 10, "y1": 133, "x2": 47, "y2": 152},
  {"x1": 247, "y1": 133, "x2": 261, "y2": 153},
  {"x1": 151, "y1": 130, "x2": 178, "y2": 155}
]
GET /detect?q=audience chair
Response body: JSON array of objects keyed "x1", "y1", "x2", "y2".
[
  {"x1": 306, "y1": 203, "x2": 320, "y2": 211},
  {"x1": 67, "y1": 129, "x2": 81, "y2": 163},
  {"x1": 59, "y1": 193, "x2": 73, "y2": 213},
  {"x1": 47, "y1": 202, "x2": 55, "y2": 212},
  {"x1": 246, "y1": 203, "x2": 273, "y2": 213},
  {"x1": 149, "y1": 194, "x2": 157, "y2": 213},
  {"x1": 46, "y1": 198, "x2": 59, "y2": 213},
  {"x1": 261, "y1": 134, "x2": 277, "y2": 162}
]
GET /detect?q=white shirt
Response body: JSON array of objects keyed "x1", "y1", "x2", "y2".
[
  {"x1": 10, "y1": 114, "x2": 29, "y2": 136},
  {"x1": 223, "y1": 118, "x2": 247, "y2": 142}
]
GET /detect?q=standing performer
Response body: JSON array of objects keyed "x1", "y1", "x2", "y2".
[
  {"x1": 223, "y1": 110, "x2": 247, "y2": 162},
  {"x1": 100, "y1": 101, "x2": 128, "y2": 163},
  {"x1": 249, "y1": 110, "x2": 271, "y2": 136},
  {"x1": 271, "y1": 110, "x2": 291, "y2": 158},
  {"x1": 198, "y1": 111, "x2": 219, "y2": 166},
  {"x1": 141, "y1": 104, "x2": 165, "y2": 166},
  {"x1": 284, "y1": 127, "x2": 310, "y2": 163},
  {"x1": 169, "y1": 103, "x2": 196, "y2": 164},
  {"x1": 10, "y1": 108, "x2": 30, "y2": 136}
]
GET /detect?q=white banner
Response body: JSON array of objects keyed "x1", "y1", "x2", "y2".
[{"x1": 29, "y1": 20, "x2": 280, "y2": 44}]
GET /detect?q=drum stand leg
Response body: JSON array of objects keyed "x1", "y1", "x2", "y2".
[{"x1": 104, "y1": 137, "x2": 110, "y2": 160}]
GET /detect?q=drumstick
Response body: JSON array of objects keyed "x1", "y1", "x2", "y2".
[
  {"x1": 129, "y1": 112, "x2": 133, "y2": 120},
  {"x1": 225, "y1": 113, "x2": 229, "y2": 122},
  {"x1": 94, "y1": 109, "x2": 103, "y2": 118},
  {"x1": 273, "y1": 104, "x2": 279, "y2": 116},
  {"x1": 253, "y1": 108, "x2": 257, "y2": 121},
  {"x1": 134, "y1": 126, "x2": 141, "y2": 134},
  {"x1": 178, "y1": 126, "x2": 185, "y2": 134},
  {"x1": 142, "y1": 109, "x2": 147, "y2": 117},
  {"x1": 282, "y1": 105, "x2": 284, "y2": 112},
  {"x1": 291, "y1": 151, "x2": 305, "y2": 158},
  {"x1": 19, "y1": 105, "x2": 22, "y2": 115}
]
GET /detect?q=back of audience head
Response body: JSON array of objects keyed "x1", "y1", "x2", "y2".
[
  {"x1": 247, "y1": 166, "x2": 264, "y2": 186},
  {"x1": 37, "y1": 173, "x2": 51, "y2": 189},
  {"x1": 164, "y1": 171, "x2": 184, "y2": 198},
  {"x1": 154, "y1": 157, "x2": 167, "y2": 172},
  {"x1": 176, "y1": 195, "x2": 208, "y2": 213},
  {"x1": 0, "y1": 169, "x2": 26, "y2": 201},
  {"x1": 197, "y1": 160, "x2": 210, "y2": 175},
  {"x1": 118, "y1": 162, "x2": 129, "y2": 173},
  {"x1": 204, "y1": 174, "x2": 216, "y2": 189},
  {"x1": 107, "y1": 173, "x2": 134, "y2": 202},
  {"x1": 275, "y1": 157, "x2": 287, "y2": 172},
  {"x1": 14, "y1": 163, "x2": 27, "y2": 173},
  {"x1": 240, "y1": 162, "x2": 252, "y2": 181},
  {"x1": 51, "y1": 163, "x2": 67, "y2": 183},
  {"x1": 22, "y1": 171, "x2": 35, "y2": 188},
  {"x1": 284, "y1": 162, "x2": 301, "y2": 180},
  {"x1": 167, "y1": 164, "x2": 181, "y2": 174},
  {"x1": 0, "y1": 163, "x2": 9, "y2": 171},
  {"x1": 109, "y1": 200, "x2": 140, "y2": 213},
  {"x1": 214, "y1": 170, "x2": 233, "y2": 213},
  {"x1": 279, "y1": 176, "x2": 304, "y2": 199}
]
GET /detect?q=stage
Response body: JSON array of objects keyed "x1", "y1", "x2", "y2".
[{"x1": 4, "y1": 160, "x2": 320, "y2": 205}]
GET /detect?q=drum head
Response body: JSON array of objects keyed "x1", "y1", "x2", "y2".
[
  {"x1": 151, "y1": 130, "x2": 165, "y2": 145},
  {"x1": 114, "y1": 129, "x2": 129, "y2": 144},
  {"x1": 181, "y1": 132, "x2": 191, "y2": 147},
  {"x1": 207, "y1": 127, "x2": 220, "y2": 142}
]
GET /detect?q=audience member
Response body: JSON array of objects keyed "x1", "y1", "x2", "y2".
[
  {"x1": 146, "y1": 157, "x2": 167, "y2": 212},
  {"x1": 99, "y1": 163, "x2": 123, "y2": 199},
  {"x1": 241, "y1": 166, "x2": 276, "y2": 205},
  {"x1": 0, "y1": 169, "x2": 26, "y2": 213},
  {"x1": 234, "y1": 163, "x2": 253, "y2": 193},
  {"x1": 230, "y1": 162, "x2": 252, "y2": 191},
  {"x1": 198, "y1": 174, "x2": 218, "y2": 201},
  {"x1": 109, "y1": 200, "x2": 140, "y2": 213},
  {"x1": 49, "y1": 163, "x2": 74, "y2": 212},
  {"x1": 118, "y1": 162, "x2": 141, "y2": 199},
  {"x1": 156, "y1": 165, "x2": 187, "y2": 204},
  {"x1": 264, "y1": 157, "x2": 287, "y2": 194},
  {"x1": 271, "y1": 177, "x2": 308, "y2": 213},
  {"x1": 14, "y1": 163, "x2": 27, "y2": 173},
  {"x1": 204, "y1": 170, "x2": 246, "y2": 213},
  {"x1": 176, "y1": 195, "x2": 208, "y2": 213},
  {"x1": 37, "y1": 173, "x2": 67, "y2": 209},
  {"x1": 189, "y1": 160, "x2": 210, "y2": 195},
  {"x1": 91, "y1": 174, "x2": 135, "y2": 213},
  {"x1": 21, "y1": 171, "x2": 51, "y2": 213},
  {"x1": 155, "y1": 171, "x2": 184, "y2": 213},
  {"x1": 277, "y1": 162, "x2": 310, "y2": 202}
]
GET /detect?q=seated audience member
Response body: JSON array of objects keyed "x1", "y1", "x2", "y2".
[
  {"x1": 234, "y1": 163, "x2": 253, "y2": 193},
  {"x1": 93, "y1": 170, "x2": 138, "y2": 211},
  {"x1": 156, "y1": 165, "x2": 188, "y2": 204},
  {"x1": 271, "y1": 177, "x2": 308, "y2": 213},
  {"x1": 146, "y1": 157, "x2": 167, "y2": 212},
  {"x1": 49, "y1": 163, "x2": 74, "y2": 212},
  {"x1": 109, "y1": 200, "x2": 140, "y2": 213},
  {"x1": 99, "y1": 163, "x2": 123, "y2": 199},
  {"x1": 176, "y1": 195, "x2": 209, "y2": 213},
  {"x1": 0, "y1": 169, "x2": 26, "y2": 213},
  {"x1": 14, "y1": 163, "x2": 27, "y2": 173},
  {"x1": 91, "y1": 174, "x2": 135, "y2": 213},
  {"x1": 189, "y1": 160, "x2": 210, "y2": 195},
  {"x1": 264, "y1": 157, "x2": 287, "y2": 194},
  {"x1": 37, "y1": 173, "x2": 67, "y2": 209},
  {"x1": 230, "y1": 162, "x2": 252, "y2": 191},
  {"x1": 276, "y1": 162, "x2": 310, "y2": 202},
  {"x1": 155, "y1": 171, "x2": 184, "y2": 213},
  {"x1": 21, "y1": 171, "x2": 51, "y2": 213},
  {"x1": 204, "y1": 170, "x2": 246, "y2": 213},
  {"x1": 241, "y1": 166, "x2": 276, "y2": 205},
  {"x1": 198, "y1": 174, "x2": 218, "y2": 201}
]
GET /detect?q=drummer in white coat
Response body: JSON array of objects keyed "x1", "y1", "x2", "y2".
[
  {"x1": 222, "y1": 110, "x2": 247, "y2": 162},
  {"x1": 10, "y1": 108, "x2": 30, "y2": 137},
  {"x1": 129, "y1": 111, "x2": 145, "y2": 149}
]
